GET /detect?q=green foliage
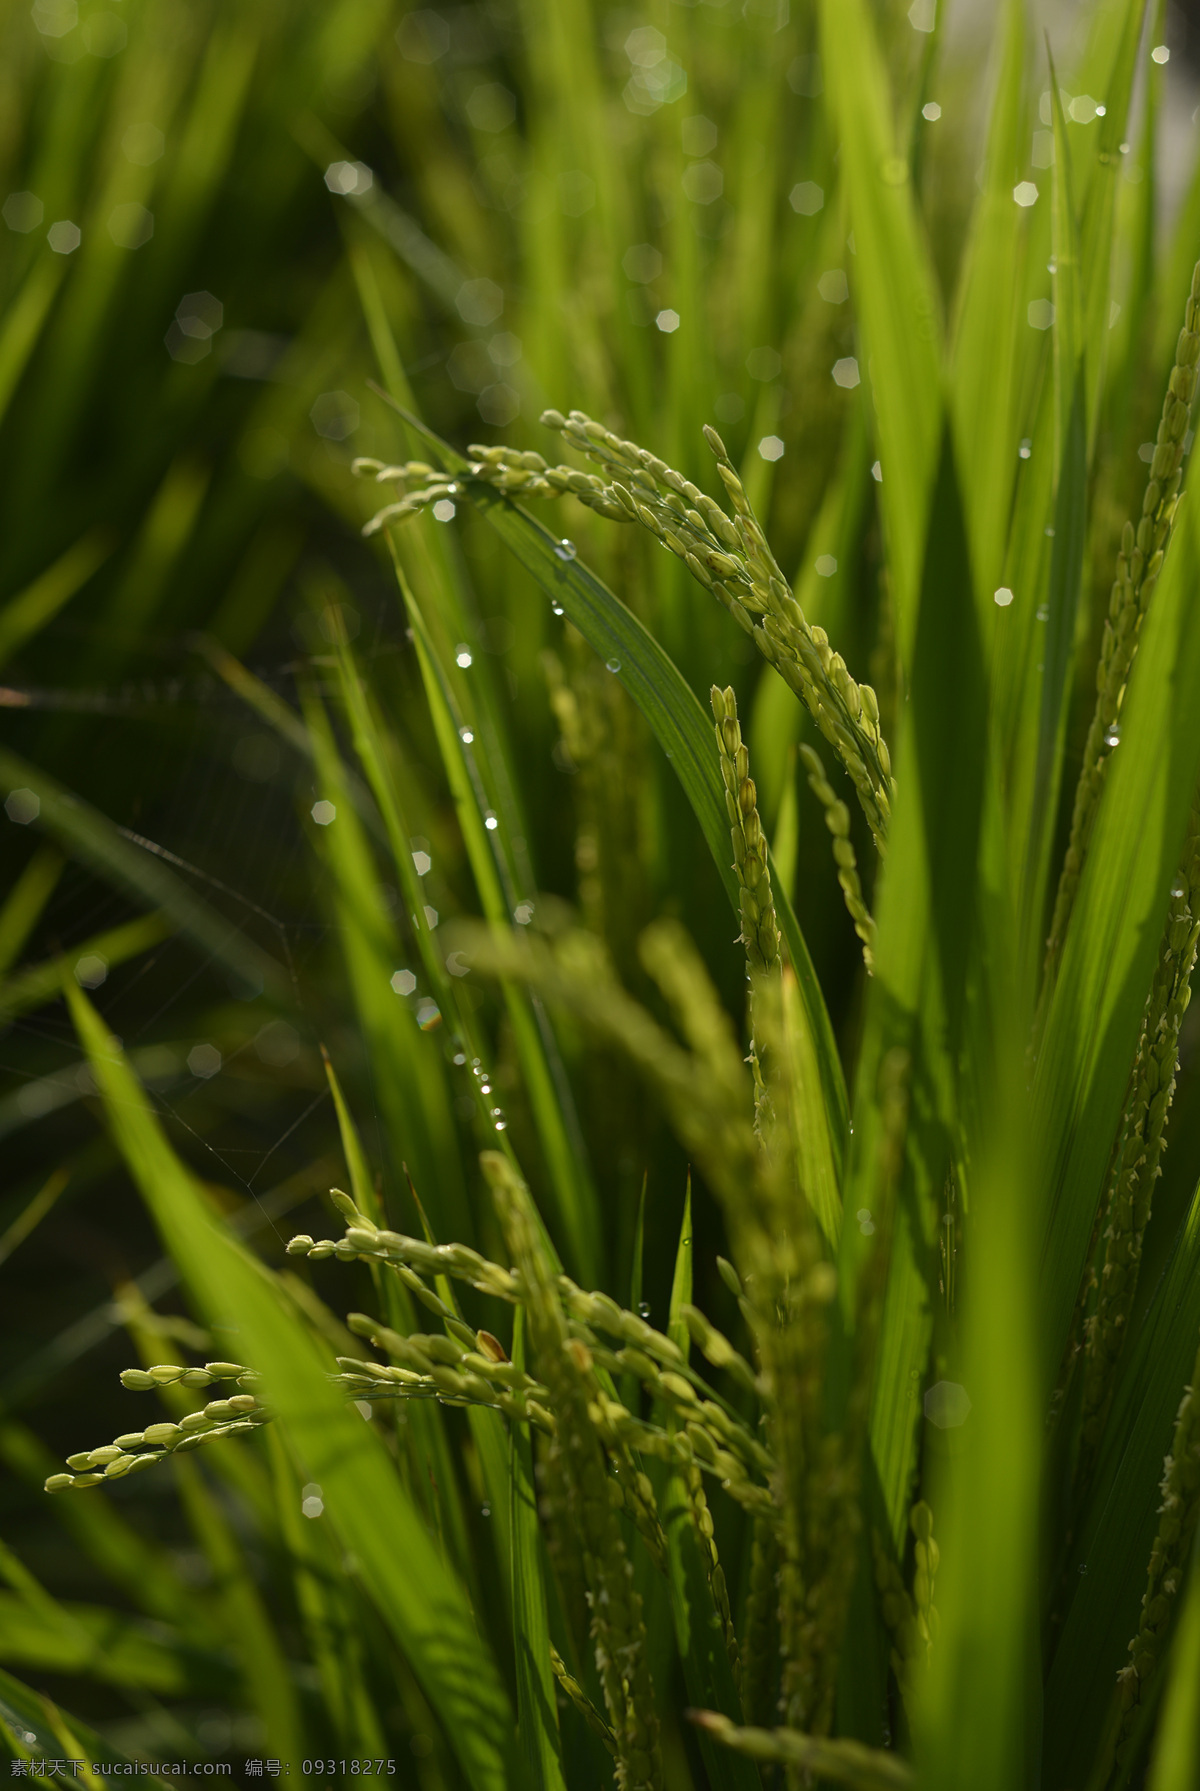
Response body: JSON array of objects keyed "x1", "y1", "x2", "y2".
[{"x1": 6, "y1": 1, "x2": 1200, "y2": 1788}]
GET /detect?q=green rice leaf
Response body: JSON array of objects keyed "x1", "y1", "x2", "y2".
[
  {"x1": 173, "y1": 1452, "x2": 305, "y2": 1762},
  {"x1": 0, "y1": 1591, "x2": 236, "y2": 1699},
  {"x1": 0, "y1": 531, "x2": 112, "y2": 671},
  {"x1": 1074, "y1": 0, "x2": 1150, "y2": 439},
  {"x1": 660, "y1": 1189, "x2": 761, "y2": 1791},
  {"x1": 396, "y1": 565, "x2": 595, "y2": 1278},
  {"x1": 849, "y1": 429, "x2": 985, "y2": 1502},
  {"x1": 321, "y1": 1050, "x2": 378, "y2": 1223},
  {"x1": 1043, "y1": 1184, "x2": 1200, "y2": 1784},
  {"x1": 0, "y1": 255, "x2": 65, "y2": 430},
  {"x1": 1023, "y1": 70, "x2": 1087, "y2": 950},
  {"x1": 949, "y1": 0, "x2": 1027, "y2": 601},
  {"x1": 0, "y1": 1170, "x2": 69, "y2": 1270},
  {"x1": 1034, "y1": 487, "x2": 1200, "y2": 1391},
  {"x1": 0, "y1": 846, "x2": 62, "y2": 980},
  {"x1": 300, "y1": 684, "x2": 473, "y2": 1253},
  {"x1": 818, "y1": 0, "x2": 943, "y2": 660},
  {"x1": 0, "y1": 1420, "x2": 203, "y2": 1634},
  {"x1": 0, "y1": 914, "x2": 171, "y2": 1029},
  {"x1": 0, "y1": 747, "x2": 286, "y2": 1002},
  {"x1": 268, "y1": 1429, "x2": 389, "y2": 1765},
  {"x1": 66, "y1": 981, "x2": 516, "y2": 1791},
  {"x1": 0, "y1": 1663, "x2": 134, "y2": 1769}
]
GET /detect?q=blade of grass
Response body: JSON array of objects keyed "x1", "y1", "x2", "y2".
[
  {"x1": 1043, "y1": 1183, "x2": 1200, "y2": 1784},
  {"x1": 0, "y1": 1663, "x2": 133, "y2": 1770},
  {"x1": 1034, "y1": 489, "x2": 1200, "y2": 1393},
  {"x1": 1022, "y1": 64, "x2": 1088, "y2": 961},
  {"x1": 173, "y1": 1452, "x2": 306, "y2": 1764},
  {"x1": 915, "y1": 934, "x2": 1039, "y2": 1791},
  {"x1": 321, "y1": 1049, "x2": 377, "y2": 1221},
  {"x1": 660, "y1": 1187, "x2": 762, "y2": 1791},
  {"x1": 0, "y1": 847, "x2": 62, "y2": 979},
  {"x1": 300, "y1": 683, "x2": 473, "y2": 1247},
  {"x1": 0, "y1": 1590, "x2": 236, "y2": 1699},
  {"x1": 950, "y1": 0, "x2": 1028, "y2": 602},
  {"x1": 843, "y1": 430, "x2": 987, "y2": 1544},
  {"x1": 67, "y1": 980, "x2": 517, "y2": 1791},
  {"x1": 0, "y1": 747, "x2": 286, "y2": 1001},
  {"x1": 996, "y1": 0, "x2": 1148, "y2": 891},
  {"x1": 0, "y1": 1169, "x2": 68, "y2": 1269},
  {"x1": 397, "y1": 559, "x2": 603, "y2": 1277},
  {"x1": 1075, "y1": 0, "x2": 1150, "y2": 443},
  {"x1": 1105, "y1": 0, "x2": 1165, "y2": 442},
  {"x1": 321, "y1": 1044, "x2": 476, "y2": 1552},
  {"x1": 0, "y1": 914, "x2": 171, "y2": 1029},
  {"x1": 189, "y1": 632, "x2": 387, "y2": 854},
  {"x1": 0, "y1": 1419, "x2": 205, "y2": 1636},
  {"x1": 0, "y1": 532, "x2": 113, "y2": 671},
  {"x1": 0, "y1": 255, "x2": 66, "y2": 430},
  {"x1": 343, "y1": 278, "x2": 604, "y2": 1276},
  {"x1": 331, "y1": 615, "x2": 601, "y2": 1283},
  {"x1": 268, "y1": 1428, "x2": 389, "y2": 1771},
  {"x1": 817, "y1": 0, "x2": 943, "y2": 661}
]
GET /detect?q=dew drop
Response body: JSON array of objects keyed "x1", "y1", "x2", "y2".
[
  {"x1": 1036, "y1": 604, "x2": 1050, "y2": 621},
  {"x1": 554, "y1": 538, "x2": 578, "y2": 561},
  {"x1": 459, "y1": 726, "x2": 475, "y2": 744},
  {"x1": 551, "y1": 601, "x2": 564, "y2": 615},
  {"x1": 1105, "y1": 726, "x2": 1120, "y2": 748},
  {"x1": 481, "y1": 1503, "x2": 491, "y2": 1517},
  {"x1": 605, "y1": 657, "x2": 621, "y2": 673},
  {"x1": 637, "y1": 1300, "x2": 651, "y2": 1319},
  {"x1": 494, "y1": 1118, "x2": 507, "y2": 1131}
]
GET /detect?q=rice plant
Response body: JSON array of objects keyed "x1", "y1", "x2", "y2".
[{"x1": 6, "y1": 0, "x2": 1200, "y2": 1788}]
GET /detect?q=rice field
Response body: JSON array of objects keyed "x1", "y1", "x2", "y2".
[{"x1": 3, "y1": 1, "x2": 1200, "y2": 1787}]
